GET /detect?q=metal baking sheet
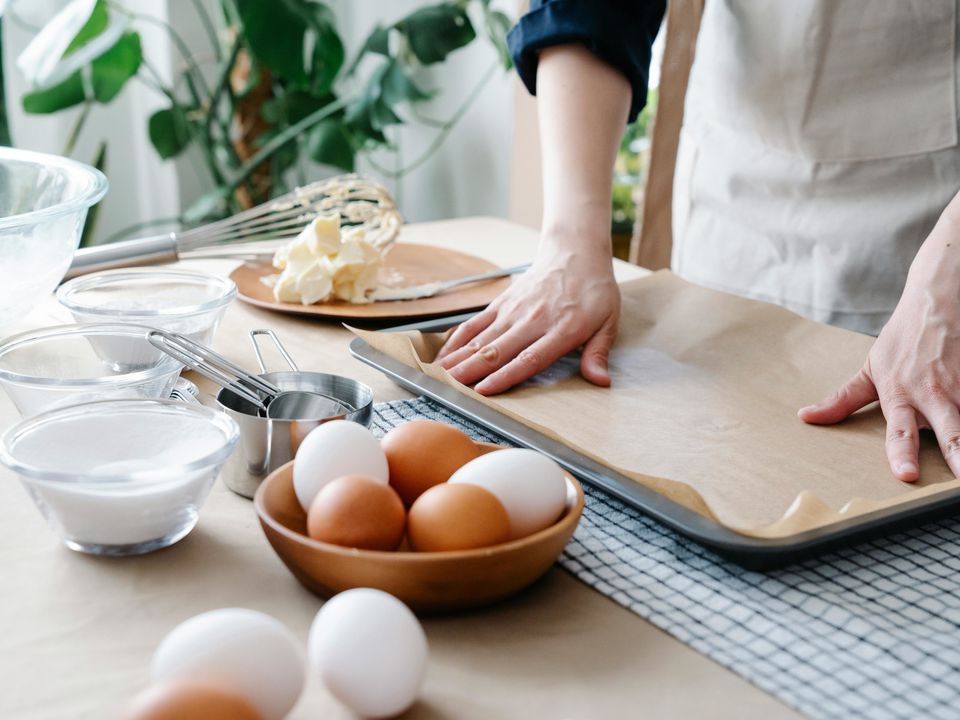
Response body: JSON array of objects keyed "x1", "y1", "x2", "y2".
[{"x1": 350, "y1": 315, "x2": 960, "y2": 568}]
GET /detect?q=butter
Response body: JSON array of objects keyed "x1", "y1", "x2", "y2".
[{"x1": 270, "y1": 214, "x2": 382, "y2": 305}]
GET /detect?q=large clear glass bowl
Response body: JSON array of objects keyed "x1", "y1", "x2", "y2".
[
  {"x1": 56, "y1": 268, "x2": 237, "y2": 346},
  {"x1": 0, "y1": 147, "x2": 108, "y2": 329},
  {"x1": 0, "y1": 323, "x2": 182, "y2": 417},
  {"x1": 0, "y1": 399, "x2": 239, "y2": 555}
]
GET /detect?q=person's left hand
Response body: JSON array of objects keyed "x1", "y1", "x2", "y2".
[{"x1": 798, "y1": 207, "x2": 960, "y2": 482}]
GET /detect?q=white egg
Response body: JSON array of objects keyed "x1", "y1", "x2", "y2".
[
  {"x1": 293, "y1": 420, "x2": 388, "y2": 511},
  {"x1": 308, "y1": 588, "x2": 428, "y2": 719},
  {"x1": 151, "y1": 608, "x2": 305, "y2": 720},
  {"x1": 448, "y1": 448, "x2": 567, "y2": 539}
]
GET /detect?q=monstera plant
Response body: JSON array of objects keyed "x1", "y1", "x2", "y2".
[{"x1": 12, "y1": 0, "x2": 512, "y2": 242}]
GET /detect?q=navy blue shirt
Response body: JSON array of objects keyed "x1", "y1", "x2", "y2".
[{"x1": 507, "y1": 0, "x2": 666, "y2": 123}]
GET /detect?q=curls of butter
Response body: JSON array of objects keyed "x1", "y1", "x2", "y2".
[{"x1": 270, "y1": 214, "x2": 382, "y2": 305}]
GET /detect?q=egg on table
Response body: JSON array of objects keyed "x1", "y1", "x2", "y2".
[
  {"x1": 122, "y1": 680, "x2": 263, "y2": 720},
  {"x1": 380, "y1": 420, "x2": 481, "y2": 506},
  {"x1": 449, "y1": 448, "x2": 567, "y2": 539},
  {"x1": 407, "y1": 483, "x2": 510, "y2": 552},
  {"x1": 293, "y1": 420, "x2": 388, "y2": 511},
  {"x1": 151, "y1": 608, "x2": 305, "y2": 720},
  {"x1": 309, "y1": 588, "x2": 428, "y2": 719},
  {"x1": 307, "y1": 474, "x2": 406, "y2": 550}
]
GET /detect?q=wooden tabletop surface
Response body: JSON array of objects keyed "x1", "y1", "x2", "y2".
[{"x1": 0, "y1": 217, "x2": 799, "y2": 719}]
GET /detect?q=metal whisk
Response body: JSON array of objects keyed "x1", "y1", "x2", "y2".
[{"x1": 64, "y1": 174, "x2": 402, "y2": 280}]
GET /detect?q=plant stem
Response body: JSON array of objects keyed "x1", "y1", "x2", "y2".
[
  {"x1": 203, "y1": 39, "x2": 241, "y2": 156},
  {"x1": 62, "y1": 101, "x2": 93, "y2": 156},
  {"x1": 410, "y1": 105, "x2": 449, "y2": 129},
  {"x1": 140, "y1": 57, "x2": 179, "y2": 103},
  {"x1": 134, "y1": 72, "x2": 172, "y2": 100},
  {"x1": 191, "y1": 0, "x2": 222, "y2": 61},
  {"x1": 5, "y1": 7, "x2": 41, "y2": 33},
  {"x1": 223, "y1": 94, "x2": 352, "y2": 195},
  {"x1": 117, "y1": 6, "x2": 212, "y2": 98},
  {"x1": 369, "y1": 61, "x2": 499, "y2": 179}
]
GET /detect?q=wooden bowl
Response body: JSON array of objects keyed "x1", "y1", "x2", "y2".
[{"x1": 253, "y1": 444, "x2": 585, "y2": 613}]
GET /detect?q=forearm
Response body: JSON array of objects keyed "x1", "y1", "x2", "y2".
[
  {"x1": 908, "y1": 190, "x2": 960, "y2": 297},
  {"x1": 537, "y1": 44, "x2": 631, "y2": 254}
]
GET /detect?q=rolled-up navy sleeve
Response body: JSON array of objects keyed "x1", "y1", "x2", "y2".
[{"x1": 507, "y1": 0, "x2": 665, "y2": 123}]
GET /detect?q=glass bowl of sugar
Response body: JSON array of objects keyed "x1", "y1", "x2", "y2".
[
  {"x1": 56, "y1": 268, "x2": 237, "y2": 346},
  {"x1": 0, "y1": 399, "x2": 239, "y2": 555},
  {"x1": 0, "y1": 323, "x2": 183, "y2": 417}
]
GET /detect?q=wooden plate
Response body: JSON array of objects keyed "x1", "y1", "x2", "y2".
[
  {"x1": 230, "y1": 243, "x2": 511, "y2": 320},
  {"x1": 253, "y1": 444, "x2": 585, "y2": 614}
]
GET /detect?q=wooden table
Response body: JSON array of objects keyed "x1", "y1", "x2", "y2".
[{"x1": 0, "y1": 218, "x2": 799, "y2": 719}]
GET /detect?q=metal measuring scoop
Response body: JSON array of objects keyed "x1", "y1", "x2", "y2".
[
  {"x1": 147, "y1": 329, "x2": 348, "y2": 419},
  {"x1": 248, "y1": 330, "x2": 353, "y2": 420}
]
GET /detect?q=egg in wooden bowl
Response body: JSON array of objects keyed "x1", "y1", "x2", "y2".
[{"x1": 253, "y1": 441, "x2": 584, "y2": 614}]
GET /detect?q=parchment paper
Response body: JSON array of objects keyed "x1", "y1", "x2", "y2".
[{"x1": 353, "y1": 271, "x2": 960, "y2": 537}]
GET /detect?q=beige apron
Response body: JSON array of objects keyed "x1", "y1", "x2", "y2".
[{"x1": 671, "y1": 0, "x2": 960, "y2": 334}]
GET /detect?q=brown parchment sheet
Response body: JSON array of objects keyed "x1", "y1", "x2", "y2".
[{"x1": 352, "y1": 271, "x2": 960, "y2": 538}]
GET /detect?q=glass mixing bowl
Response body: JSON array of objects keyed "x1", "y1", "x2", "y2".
[
  {"x1": 0, "y1": 147, "x2": 108, "y2": 329},
  {"x1": 0, "y1": 323, "x2": 182, "y2": 417},
  {"x1": 57, "y1": 269, "x2": 237, "y2": 345},
  {"x1": 0, "y1": 399, "x2": 239, "y2": 555}
]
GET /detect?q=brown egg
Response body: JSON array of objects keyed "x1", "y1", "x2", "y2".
[
  {"x1": 307, "y1": 474, "x2": 406, "y2": 550},
  {"x1": 407, "y1": 482, "x2": 511, "y2": 552},
  {"x1": 381, "y1": 420, "x2": 482, "y2": 506},
  {"x1": 122, "y1": 680, "x2": 262, "y2": 720}
]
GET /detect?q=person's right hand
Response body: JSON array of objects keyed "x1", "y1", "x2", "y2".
[{"x1": 433, "y1": 233, "x2": 620, "y2": 395}]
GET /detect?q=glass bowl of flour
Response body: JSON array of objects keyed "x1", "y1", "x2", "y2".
[
  {"x1": 0, "y1": 147, "x2": 107, "y2": 330},
  {"x1": 0, "y1": 399, "x2": 239, "y2": 555},
  {"x1": 57, "y1": 268, "x2": 236, "y2": 346}
]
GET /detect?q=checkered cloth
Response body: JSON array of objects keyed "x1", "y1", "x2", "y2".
[{"x1": 373, "y1": 397, "x2": 960, "y2": 720}]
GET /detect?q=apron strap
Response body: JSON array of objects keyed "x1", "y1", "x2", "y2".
[{"x1": 630, "y1": 0, "x2": 704, "y2": 269}]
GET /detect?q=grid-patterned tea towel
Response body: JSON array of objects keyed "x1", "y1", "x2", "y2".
[{"x1": 373, "y1": 397, "x2": 960, "y2": 720}]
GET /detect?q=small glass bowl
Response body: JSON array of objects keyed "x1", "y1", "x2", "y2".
[
  {"x1": 0, "y1": 399, "x2": 239, "y2": 556},
  {"x1": 0, "y1": 323, "x2": 182, "y2": 417},
  {"x1": 56, "y1": 268, "x2": 237, "y2": 345}
]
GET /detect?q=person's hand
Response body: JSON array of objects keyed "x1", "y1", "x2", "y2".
[
  {"x1": 434, "y1": 234, "x2": 620, "y2": 395},
  {"x1": 799, "y1": 205, "x2": 960, "y2": 482}
]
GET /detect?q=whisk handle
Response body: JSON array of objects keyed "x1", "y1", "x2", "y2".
[{"x1": 63, "y1": 234, "x2": 179, "y2": 280}]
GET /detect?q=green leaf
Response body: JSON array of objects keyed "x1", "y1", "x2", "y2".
[
  {"x1": 307, "y1": 119, "x2": 354, "y2": 171},
  {"x1": 310, "y1": 20, "x2": 345, "y2": 95},
  {"x1": 22, "y1": 4, "x2": 141, "y2": 113},
  {"x1": 345, "y1": 62, "x2": 400, "y2": 138},
  {"x1": 22, "y1": 73, "x2": 86, "y2": 113},
  {"x1": 399, "y1": 5, "x2": 476, "y2": 65},
  {"x1": 91, "y1": 32, "x2": 141, "y2": 103},
  {"x1": 148, "y1": 106, "x2": 193, "y2": 159},
  {"x1": 483, "y1": 9, "x2": 513, "y2": 69},
  {"x1": 262, "y1": 90, "x2": 338, "y2": 125},
  {"x1": 346, "y1": 23, "x2": 391, "y2": 76},
  {"x1": 237, "y1": 0, "x2": 344, "y2": 90},
  {"x1": 364, "y1": 24, "x2": 391, "y2": 56},
  {"x1": 63, "y1": 0, "x2": 109, "y2": 58},
  {"x1": 381, "y1": 59, "x2": 433, "y2": 106},
  {"x1": 0, "y1": 18, "x2": 12, "y2": 145},
  {"x1": 236, "y1": 0, "x2": 310, "y2": 84},
  {"x1": 80, "y1": 141, "x2": 107, "y2": 248}
]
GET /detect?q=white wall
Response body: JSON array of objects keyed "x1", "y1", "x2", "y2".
[{"x1": 2, "y1": 0, "x2": 515, "y2": 243}]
